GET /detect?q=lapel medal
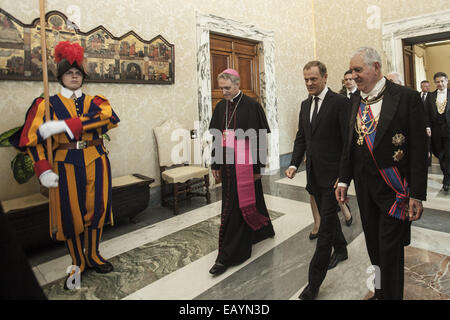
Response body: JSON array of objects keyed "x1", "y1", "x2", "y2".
[
  {"x1": 393, "y1": 149, "x2": 404, "y2": 162},
  {"x1": 392, "y1": 133, "x2": 406, "y2": 146}
]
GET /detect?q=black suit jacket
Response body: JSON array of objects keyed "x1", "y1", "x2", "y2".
[
  {"x1": 344, "y1": 89, "x2": 360, "y2": 100},
  {"x1": 339, "y1": 79, "x2": 428, "y2": 200},
  {"x1": 290, "y1": 88, "x2": 350, "y2": 188},
  {"x1": 420, "y1": 91, "x2": 431, "y2": 128},
  {"x1": 425, "y1": 89, "x2": 450, "y2": 156}
]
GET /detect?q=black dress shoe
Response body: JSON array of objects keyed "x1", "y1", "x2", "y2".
[
  {"x1": 327, "y1": 251, "x2": 348, "y2": 270},
  {"x1": 91, "y1": 261, "x2": 114, "y2": 274},
  {"x1": 443, "y1": 184, "x2": 449, "y2": 192},
  {"x1": 209, "y1": 263, "x2": 228, "y2": 276},
  {"x1": 309, "y1": 232, "x2": 319, "y2": 240},
  {"x1": 299, "y1": 284, "x2": 319, "y2": 300}
]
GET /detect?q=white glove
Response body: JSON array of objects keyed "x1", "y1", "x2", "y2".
[
  {"x1": 39, "y1": 120, "x2": 74, "y2": 140},
  {"x1": 39, "y1": 170, "x2": 59, "y2": 188}
]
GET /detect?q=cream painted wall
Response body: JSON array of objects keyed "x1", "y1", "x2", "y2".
[
  {"x1": 313, "y1": 0, "x2": 450, "y2": 92},
  {"x1": 0, "y1": 0, "x2": 314, "y2": 200},
  {"x1": 424, "y1": 44, "x2": 450, "y2": 91}
]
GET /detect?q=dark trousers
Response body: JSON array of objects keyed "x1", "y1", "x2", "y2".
[
  {"x1": 308, "y1": 178, "x2": 347, "y2": 289},
  {"x1": 427, "y1": 136, "x2": 432, "y2": 166},
  {"x1": 438, "y1": 136, "x2": 450, "y2": 185},
  {"x1": 353, "y1": 169, "x2": 410, "y2": 300}
]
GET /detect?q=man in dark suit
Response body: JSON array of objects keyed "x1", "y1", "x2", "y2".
[
  {"x1": 425, "y1": 72, "x2": 450, "y2": 191},
  {"x1": 420, "y1": 80, "x2": 430, "y2": 103},
  {"x1": 343, "y1": 69, "x2": 360, "y2": 99},
  {"x1": 336, "y1": 47, "x2": 428, "y2": 300},
  {"x1": 285, "y1": 61, "x2": 350, "y2": 300},
  {"x1": 420, "y1": 80, "x2": 432, "y2": 166}
]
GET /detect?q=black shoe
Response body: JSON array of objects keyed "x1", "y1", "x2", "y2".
[
  {"x1": 443, "y1": 184, "x2": 449, "y2": 192},
  {"x1": 299, "y1": 284, "x2": 319, "y2": 300},
  {"x1": 91, "y1": 261, "x2": 114, "y2": 274},
  {"x1": 327, "y1": 251, "x2": 348, "y2": 270},
  {"x1": 209, "y1": 263, "x2": 228, "y2": 276},
  {"x1": 309, "y1": 232, "x2": 319, "y2": 240}
]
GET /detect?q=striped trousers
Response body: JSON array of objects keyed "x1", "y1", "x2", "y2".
[
  {"x1": 53, "y1": 154, "x2": 112, "y2": 241},
  {"x1": 66, "y1": 226, "x2": 108, "y2": 273}
]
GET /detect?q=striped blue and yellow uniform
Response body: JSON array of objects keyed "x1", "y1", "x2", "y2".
[{"x1": 19, "y1": 93, "x2": 120, "y2": 271}]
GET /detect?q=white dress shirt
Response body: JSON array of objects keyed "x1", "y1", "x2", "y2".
[
  {"x1": 421, "y1": 91, "x2": 428, "y2": 101},
  {"x1": 309, "y1": 87, "x2": 328, "y2": 122},
  {"x1": 347, "y1": 87, "x2": 357, "y2": 99},
  {"x1": 360, "y1": 77, "x2": 386, "y2": 119}
]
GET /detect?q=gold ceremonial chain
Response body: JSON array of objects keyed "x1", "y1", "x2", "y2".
[
  {"x1": 355, "y1": 110, "x2": 380, "y2": 145},
  {"x1": 436, "y1": 98, "x2": 447, "y2": 114},
  {"x1": 355, "y1": 87, "x2": 385, "y2": 145},
  {"x1": 225, "y1": 93, "x2": 243, "y2": 133}
]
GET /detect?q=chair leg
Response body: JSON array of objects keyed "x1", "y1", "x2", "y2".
[
  {"x1": 173, "y1": 183, "x2": 179, "y2": 215},
  {"x1": 161, "y1": 180, "x2": 165, "y2": 207},
  {"x1": 205, "y1": 174, "x2": 211, "y2": 204}
]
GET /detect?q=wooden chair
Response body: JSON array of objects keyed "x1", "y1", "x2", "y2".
[{"x1": 153, "y1": 119, "x2": 211, "y2": 214}]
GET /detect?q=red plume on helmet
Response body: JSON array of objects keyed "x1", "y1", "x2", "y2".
[
  {"x1": 54, "y1": 41, "x2": 87, "y2": 80},
  {"x1": 54, "y1": 41, "x2": 84, "y2": 66}
]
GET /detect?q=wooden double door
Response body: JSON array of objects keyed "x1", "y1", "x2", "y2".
[{"x1": 210, "y1": 34, "x2": 260, "y2": 111}]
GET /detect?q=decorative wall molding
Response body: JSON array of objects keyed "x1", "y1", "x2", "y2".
[
  {"x1": 196, "y1": 12, "x2": 279, "y2": 173},
  {"x1": 382, "y1": 10, "x2": 450, "y2": 82}
]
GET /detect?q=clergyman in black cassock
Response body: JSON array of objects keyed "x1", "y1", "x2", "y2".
[{"x1": 208, "y1": 69, "x2": 274, "y2": 276}]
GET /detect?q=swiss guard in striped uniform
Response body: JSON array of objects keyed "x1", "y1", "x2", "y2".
[
  {"x1": 17, "y1": 41, "x2": 120, "y2": 289},
  {"x1": 336, "y1": 47, "x2": 427, "y2": 300}
]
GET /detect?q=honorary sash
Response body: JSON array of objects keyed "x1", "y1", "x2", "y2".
[
  {"x1": 358, "y1": 101, "x2": 410, "y2": 221},
  {"x1": 222, "y1": 130, "x2": 270, "y2": 230}
]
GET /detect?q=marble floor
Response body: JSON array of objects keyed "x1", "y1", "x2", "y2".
[{"x1": 25, "y1": 164, "x2": 450, "y2": 300}]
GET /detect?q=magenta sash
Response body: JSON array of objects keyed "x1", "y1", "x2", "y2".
[{"x1": 222, "y1": 130, "x2": 270, "y2": 231}]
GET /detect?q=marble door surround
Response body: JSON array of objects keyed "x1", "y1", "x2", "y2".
[
  {"x1": 382, "y1": 10, "x2": 450, "y2": 83},
  {"x1": 196, "y1": 12, "x2": 280, "y2": 173}
]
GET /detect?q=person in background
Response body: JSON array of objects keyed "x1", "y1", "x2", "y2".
[
  {"x1": 386, "y1": 72, "x2": 403, "y2": 85},
  {"x1": 426, "y1": 72, "x2": 450, "y2": 191}
]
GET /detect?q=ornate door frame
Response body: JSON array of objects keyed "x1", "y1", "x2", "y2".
[
  {"x1": 382, "y1": 10, "x2": 450, "y2": 83},
  {"x1": 196, "y1": 13, "x2": 279, "y2": 173}
]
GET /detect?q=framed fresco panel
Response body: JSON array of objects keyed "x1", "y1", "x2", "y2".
[{"x1": 0, "y1": 9, "x2": 174, "y2": 84}]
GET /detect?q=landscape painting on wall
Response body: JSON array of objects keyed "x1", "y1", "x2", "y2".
[{"x1": 0, "y1": 9, "x2": 174, "y2": 84}]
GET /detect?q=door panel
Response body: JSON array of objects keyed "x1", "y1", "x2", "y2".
[
  {"x1": 402, "y1": 42, "x2": 415, "y2": 89},
  {"x1": 211, "y1": 50, "x2": 232, "y2": 111},
  {"x1": 210, "y1": 34, "x2": 260, "y2": 111}
]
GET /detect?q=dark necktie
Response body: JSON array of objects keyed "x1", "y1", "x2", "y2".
[
  {"x1": 311, "y1": 96, "x2": 319, "y2": 128},
  {"x1": 422, "y1": 93, "x2": 426, "y2": 102}
]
